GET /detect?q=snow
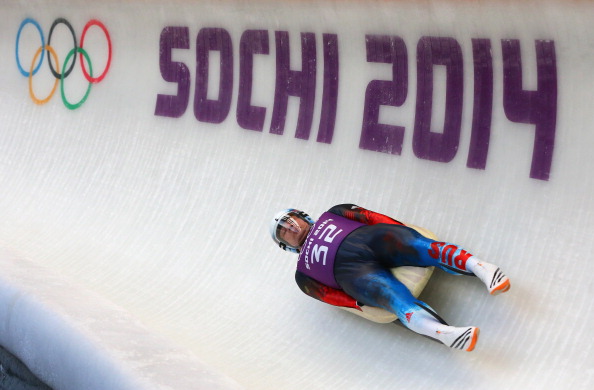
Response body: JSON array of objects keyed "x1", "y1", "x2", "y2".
[{"x1": 1, "y1": 0, "x2": 594, "y2": 389}]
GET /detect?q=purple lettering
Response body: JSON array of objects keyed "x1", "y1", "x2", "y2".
[
  {"x1": 413, "y1": 36, "x2": 463, "y2": 163},
  {"x1": 271, "y1": 31, "x2": 317, "y2": 139},
  {"x1": 317, "y1": 34, "x2": 339, "y2": 144},
  {"x1": 154, "y1": 26, "x2": 190, "y2": 118},
  {"x1": 359, "y1": 35, "x2": 408, "y2": 154},
  {"x1": 194, "y1": 28, "x2": 233, "y2": 124},
  {"x1": 502, "y1": 39, "x2": 557, "y2": 181},
  {"x1": 153, "y1": 27, "x2": 559, "y2": 182},
  {"x1": 237, "y1": 30, "x2": 269, "y2": 131},
  {"x1": 467, "y1": 39, "x2": 494, "y2": 170}
]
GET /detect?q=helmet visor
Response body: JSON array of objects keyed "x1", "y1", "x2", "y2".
[
  {"x1": 277, "y1": 215, "x2": 303, "y2": 235},
  {"x1": 275, "y1": 212, "x2": 309, "y2": 249}
]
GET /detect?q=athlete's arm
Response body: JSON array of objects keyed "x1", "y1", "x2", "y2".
[
  {"x1": 295, "y1": 271, "x2": 363, "y2": 311},
  {"x1": 328, "y1": 204, "x2": 404, "y2": 226}
]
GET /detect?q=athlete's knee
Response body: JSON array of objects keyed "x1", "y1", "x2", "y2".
[{"x1": 348, "y1": 277, "x2": 390, "y2": 307}]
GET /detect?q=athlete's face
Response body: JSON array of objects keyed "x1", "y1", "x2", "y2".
[{"x1": 278, "y1": 215, "x2": 310, "y2": 249}]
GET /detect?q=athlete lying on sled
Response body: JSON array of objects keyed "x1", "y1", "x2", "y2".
[{"x1": 269, "y1": 204, "x2": 510, "y2": 352}]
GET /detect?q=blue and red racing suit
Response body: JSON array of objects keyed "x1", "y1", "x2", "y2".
[{"x1": 295, "y1": 204, "x2": 475, "y2": 326}]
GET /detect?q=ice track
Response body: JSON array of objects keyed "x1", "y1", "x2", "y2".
[{"x1": 1, "y1": 1, "x2": 594, "y2": 389}]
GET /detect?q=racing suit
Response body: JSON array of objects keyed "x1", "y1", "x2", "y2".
[{"x1": 295, "y1": 204, "x2": 477, "y2": 339}]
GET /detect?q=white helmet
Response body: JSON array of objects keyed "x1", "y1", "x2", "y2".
[{"x1": 270, "y1": 209, "x2": 315, "y2": 253}]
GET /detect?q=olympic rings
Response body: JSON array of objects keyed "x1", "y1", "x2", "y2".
[
  {"x1": 80, "y1": 20, "x2": 111, "y2": 83},
  {"x1": 16, "y1": 18, "x2": 45, "y2": 77},
  {"x1": 28, "y1": 45, "x2": 59, "y2": 105},
  {"x1": 62, "y1": 47, "x2": 93, "y2": 110},
  {"x1": 47, "y1": 18, "x2": 77, "y2": 80},
  {"x1": 15, "y1": 17, "x2": 112, "y2": 109}
]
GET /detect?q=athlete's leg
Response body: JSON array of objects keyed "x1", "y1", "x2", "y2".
[
  {"x1": 366, "y1": 224, "x2": 510, "y2": 295},
  {"x1": 335, "y1": 267, "x2": 479, "y2": 351}
]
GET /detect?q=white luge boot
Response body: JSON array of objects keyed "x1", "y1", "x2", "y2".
[
  {"x1": 467, "y1": 258, "x2": 511, "y2": 295},
  {"x1": 434, "y1": 325, "x2": 480, "y2": 352},
  {"x1": 404, "y1": 303, "x2": 479, "y2": 351}
]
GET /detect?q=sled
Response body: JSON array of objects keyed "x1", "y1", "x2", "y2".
[{"x1": 338, "y1": 224, "x2": 436, "y2": 323}]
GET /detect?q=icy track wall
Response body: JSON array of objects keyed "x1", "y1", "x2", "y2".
[{"x1": 1, "y1": 0, "x2": 594, "y2": 389}]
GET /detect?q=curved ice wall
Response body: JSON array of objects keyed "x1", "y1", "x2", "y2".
[{"x1": 1, "y1": 0, "x2": 593, "y2": 389}]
